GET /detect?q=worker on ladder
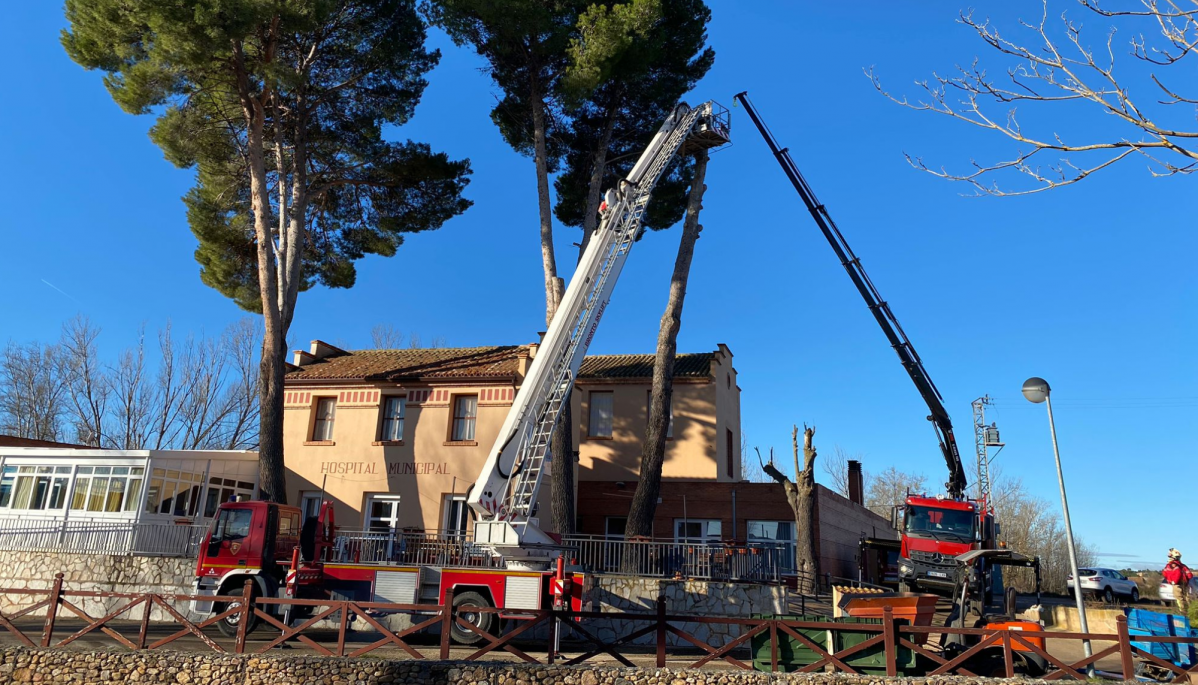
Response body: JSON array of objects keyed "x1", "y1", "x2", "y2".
[{"x1": 1164, "y1": 549, "x2": 1193, "y2": 614}]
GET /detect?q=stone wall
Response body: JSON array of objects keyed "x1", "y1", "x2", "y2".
[
  {"x1": 584, "y1": 576, "x2": 785, "y2": 647},
  {"x1": 0, "y1": 647, "x2": 1046, "y2": 685},
  {"x1": 0, "y1": 550, "x2": 197, "y2": 622}
]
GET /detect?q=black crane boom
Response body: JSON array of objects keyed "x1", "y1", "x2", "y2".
[{"x1": 734, "y1": 91, "x2": 968, "y2": 500}]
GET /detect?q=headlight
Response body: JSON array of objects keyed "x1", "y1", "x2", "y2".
[{"x1": 899, "y1": 563, "x2": 913, "y2": 575}]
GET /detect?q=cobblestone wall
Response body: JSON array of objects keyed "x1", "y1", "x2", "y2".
[
  {"x1": 0, "y1": 551, "x2": 196, "y2": 622},
  {"x1": 0, "y1": 647, "x2": 1048, "y2": 685},
  {"x1": 584, "y1": 576, "x2": 786, "y2": 647}
]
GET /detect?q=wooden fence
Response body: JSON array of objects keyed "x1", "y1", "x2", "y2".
[{"x1": 2, "y1": 574, "x2": 1197, "y2": 681}]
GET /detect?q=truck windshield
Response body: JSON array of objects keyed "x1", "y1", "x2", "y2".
[
  {"x1": 905, "y1": 505, "x2": 975, "y2": 540},
  {"x1": 211, "y1": 508, "x2": 253, "y2": 543}
]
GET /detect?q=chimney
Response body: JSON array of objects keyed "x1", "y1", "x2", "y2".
[
  {"x1": 847, "y1": 460, "x2": 864, "y2": 506},
  {"x1": 309, "y1": 340, "x2": 348, "y2": 360},
  {"x1": 293, "y1": 350, "x2": 318, "y2": 366}
]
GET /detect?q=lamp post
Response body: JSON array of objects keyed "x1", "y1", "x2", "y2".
[{"x1": 1022, "y1": 377, "x2": 1093, "y2": 670}]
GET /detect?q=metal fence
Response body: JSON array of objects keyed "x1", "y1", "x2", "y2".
[
  {"x1": 559, "y1": 534, "x2": 788, "y2": 583},
  {"x1": 332, "y1": 530, "x2": 501, "y2": 568},
  {"x1": 0, "y1": 518, "x2": 206, "y2": 557}
]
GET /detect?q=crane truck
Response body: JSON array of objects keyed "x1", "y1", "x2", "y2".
[
  {"x1": 191, "y1": 101, "x2": 731, "y2": 643},
  {"x1": 733, "y1": 92, "x2": 998, "y2": 596}
]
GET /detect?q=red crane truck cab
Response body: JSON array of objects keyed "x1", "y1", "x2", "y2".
[
  {"x1": 193, "y1": 500, "x2": 589, "y2": 643},
  {"x1": 897, "y1": 495, "x2": 992, "y2": 593}
]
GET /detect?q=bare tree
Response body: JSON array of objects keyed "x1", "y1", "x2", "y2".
[
  {"x1": 59, "y1": 316, "x2": 109, "y2": 447},
  {"x1": 108, "y1": 328, "x2": 153, "y2": 449},
  {"x1": 371, "y1": 324, "x2": 406, "y2": 349},
  {"x1": 822, "y1": 445, "x2": 871, "y2": 498},
  {"x1": 869, "y1": 0, "x2": 1198, "y2": 196},
  {"x1": 739, "y1": 432, "x2": 769, "y2": 483},
  {"x1": 760, "y1": 425, "x2": 819, "y2": 594},
  {"x1": 214, "y1": 319, "x2": 261, "y2": 450},
  {"x1": 865, "y1": 466, "x2": 928, "y2": 519},
  {"x1": 0, "y1": 342, "x2": 67, "y2": 442},
  {"x1": 991, "y1": 473, "x2": 1097, "y2": 593}
]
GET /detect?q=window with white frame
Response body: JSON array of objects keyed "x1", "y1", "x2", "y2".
[
  {"x1": 301, "y1": 492, "x2": 324, "y2": 522},
  {"x1": 674, "y1": 518, "x2": 721, "y2": 543},
  {"x1": 144, "y1": 467, "x2": 205, "y2": 516},
  {"x1": 451, "y1": 395, "x2": 477, "y2": 441},
  {"x1": 589, "y1": 391, "x2": 614, "y2": 438},
  {"x1": 70, "y1": 466, "x2": 145, "y2": 513},
  {"x1": 380, "y1": 396, "x2": 406, "y2": 442},
  {"x1": 312, "y1": 397, "x2": 337, "y2": 441},
  {"x1": 202, "y1": 476, "x2": 256, "y2": 517},
  {"x1": 366, "y1": 494, "x2": 402, "y2": 532},
  {"x1": 0, "y1": 466, "x2": 74, "y2": 511},
  {"x1": 443, "y1": 494, "x2": 469, "y2": 538}
]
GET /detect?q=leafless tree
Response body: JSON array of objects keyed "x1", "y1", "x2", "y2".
[
  {"x1": 869, "y1": 0, "x2": 1198, "y2": 195},
  {"x1": 760, "y1": 425, "x2": 820, "y2": 594},
  {"x1": 822, "y1": 445, "x2": 871, "y2": 498},
  {"x1": 739, "y1": 432, "x2": 769, "y2": 483},
  {"x1": 371, "y1": 324, "x2": 405, "y2": 349},
  {"x1": 865, "y1": 466, "x2": 928, "y2": 519},
  {"x1": 59, "y1": 316, "x2": 109, "y2": 447},
  {"x1": 108, "y1": 327, "x2": 153, "y2": 449},
  {"x1": 213, "y1": 318, "x2": 261, "y2": 450},
  {"x1": 991, "y1": 473, "x2": 1098, "y2": 593},
  {"x1": 0, "y1": 342, "x2": 67, "y2": 442}
]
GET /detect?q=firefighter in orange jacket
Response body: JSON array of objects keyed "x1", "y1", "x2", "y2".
[{"x1": 1164, "y1": 549, "x2": 1193, "y2": 614}]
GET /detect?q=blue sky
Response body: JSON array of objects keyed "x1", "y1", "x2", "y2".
[{"x1": 1, "y1": 3, "x2": 1193, "y2": 569}]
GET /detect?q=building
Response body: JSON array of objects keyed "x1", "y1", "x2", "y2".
[
  {"x1": 0, "y1": 447, "x2": 259, "y2": 555},
  {"x1": 281, "y1": 341, "x2": 740, "y2": 534},
  {"x1": 281, "y1": 339, "x2": 896, "y2": 580}
]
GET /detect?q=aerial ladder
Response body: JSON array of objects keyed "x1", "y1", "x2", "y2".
[{"x1": 468, "y1": 101, "x2": 730, "y2": 564}]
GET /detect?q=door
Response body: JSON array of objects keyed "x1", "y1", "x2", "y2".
[{"x1": 363, "y1": 495, "x2": 402, "y2": 562}]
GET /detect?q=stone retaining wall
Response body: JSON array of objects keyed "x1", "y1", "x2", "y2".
[
  {"x1": 0, "y1": 551, "x2": 197, "y2": 622},
  {"x1": 0, "y1": 647, "x2": 1056, "y2": 685}
]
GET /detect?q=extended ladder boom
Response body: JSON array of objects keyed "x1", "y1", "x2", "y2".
[
  {"x1": 733, "y1": 92, "x2": 967, "y2": 500},
  {"x1": 470, "y1": 101, "x2": 730, "y2": 553}
]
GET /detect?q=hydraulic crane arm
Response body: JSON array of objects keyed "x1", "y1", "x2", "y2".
[
  {"x1": 469, "y1": 101, "x2": 731, "y2": 554},
  {"x1": 733, "y1": 92, "x2": 967, "y2": 500}
]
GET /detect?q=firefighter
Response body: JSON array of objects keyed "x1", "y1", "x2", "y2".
[{"x1": 1163, "y1": 549, "x2": 1193, "y2": 614}]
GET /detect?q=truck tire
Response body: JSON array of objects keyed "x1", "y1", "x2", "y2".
[
  {"x1": 216, "y1": 582, "x2": 261, "y2": 638},
  {"x1": 450, "y1": 591, "x2": 495, "y2": 646}
]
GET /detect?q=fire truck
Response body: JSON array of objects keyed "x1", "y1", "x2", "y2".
[
  {"x1": 734, "y1": 93, "x2": 999, "y2": 596},
  {"x1": 192, "y1": 101, "x2": 731, "y2": 642}
]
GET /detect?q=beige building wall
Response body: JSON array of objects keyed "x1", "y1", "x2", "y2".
[{"x1": 283, "y1": 383, "x2": 553, "y2": 532}]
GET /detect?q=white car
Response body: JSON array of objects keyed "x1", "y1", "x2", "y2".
[
  {"x1": 1066, "y1": 568, "x2": 1140, "y2": 603},
  {"x1": 1158, "y1": 578, "x2": 1198, "y2": 602}
]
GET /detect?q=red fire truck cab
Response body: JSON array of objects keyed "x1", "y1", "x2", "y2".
[
  {"x1": 193, "y1": 501, "x2": 588, "y2": 644},
  {"x1": 897, "y1": 495, "x2": 993, "y2": 593}
]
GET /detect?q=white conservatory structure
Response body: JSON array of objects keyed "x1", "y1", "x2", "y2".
[{"x1": 0, "y1": 448, "x2": 258, "y2": 556}]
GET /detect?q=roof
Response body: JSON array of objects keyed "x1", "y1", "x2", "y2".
[
  {"x1": 578, "y1": 353, "x2": 714, "y2": 380},
  {"x1": 286, "y1": 347, "x2": 715, "y2": 383},
  {"x1": 286, "y1": 346, "x2": 528, "y2": 382},
  {"x1": 0, "y1": 435, "x2": 91, "y2": 449}
]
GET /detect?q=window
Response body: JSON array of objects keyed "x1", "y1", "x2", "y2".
[
  {"x1": 451, "y1": 395, "x2": 477, "y2": 442},
  {"x1": 675, "y1": 519, "x2": 721, "y2": 543},
  {"x1": 605, "y1": 517, "x2": 628, "y2": 539},
  {"x1": 726, "y1": 429, "x2": 735, "y2": 478},
  {"x1": 380, "y1": 396, "x2": 406, "y2": 442},
  {"x1": 64, "y1": 466, "x2": 145, "y2": 513},
  {"x1": 366, "y1": 495, "x2": 402, "y2": 532},
  {"x1": 145, "y1": 467, "x2": 205, "y2": 516},
  {"x1": 211, "y1": 508, "x2": 253, "y2": 544},
  {"x1": 312, "y1": 397, "x2": 337, "y2": 441},
  {"x1": 646, "y1": 391, "x2": 673, "y2": 438},
  {"x1": 903, "y1": 505, "x2": 976, "y2": 540},
  {"x1": 301, "y1": 492, "x2": 324, "y2": 522},
  {"x1": 443, "y1": 494, "x2": 469, "y2": 538},
  {"x1": 3, "y1": 466, "x2": 73, "y2": 511},
  {"x1": 748, "y1": 520, "x2": 797, "y2": 573},
  {"x1": 202, "y1": 477, "x2": 256, "y2": 517},
  {"x1": 589, "y1": 391, "x2": 613, "y2": 438}
]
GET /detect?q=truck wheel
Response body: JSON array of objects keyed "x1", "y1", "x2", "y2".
[
  {"x1": 450, "y1": 591, "x2": 495, "y2": 646},
  {"x1": 216, "y1": 583, "x2": 261, "y2": 638}
]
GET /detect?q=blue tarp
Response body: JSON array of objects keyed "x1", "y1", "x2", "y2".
[{"x1": 1126, "y1": 608, "x2": 1194, "y2": 667}]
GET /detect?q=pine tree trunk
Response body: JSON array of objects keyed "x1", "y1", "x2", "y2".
[
  {"x1": 576, "y1": 107, "x2": 618, "y2": 263},
  {"x1": 550, "y1": 402, "x2": 575, "y2": 534},
  {"x1": 625, "y1": 150, "x2": 709, "y2": 538},
  {"x1": 257, "y1": 335, "x2": 287, "y2": 502}
]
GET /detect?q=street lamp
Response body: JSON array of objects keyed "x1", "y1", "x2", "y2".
[{"x1": 1022, "y1": 377, "x2": 1093, "y2": 671}]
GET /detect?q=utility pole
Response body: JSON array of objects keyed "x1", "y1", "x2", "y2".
[{"x1": 971, "y1": 396, "x2": 1004, "y2": 515}]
